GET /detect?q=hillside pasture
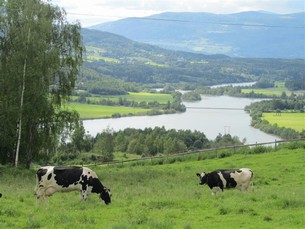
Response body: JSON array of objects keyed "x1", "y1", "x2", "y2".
[
  {"x1": 0, "y1": 148, "x2": 304, "y2": 228},
  {"x1": 262, "y1": 112, "x2": 305, "y2": 132}
]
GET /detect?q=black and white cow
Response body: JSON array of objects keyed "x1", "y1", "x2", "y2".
[
  {"x1": 35, "y1": 166, "x2": 111, "y2": 204},
  {"x1": 196, "y1": 168, "x2": 253, "y2": 195}
]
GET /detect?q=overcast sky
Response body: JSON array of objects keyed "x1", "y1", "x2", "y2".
[{"x1": 52, "y1": 0, "x2": 305, "y2": 27}]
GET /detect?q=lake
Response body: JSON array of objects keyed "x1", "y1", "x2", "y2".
[{"x1": 83, "y1": 95, "x2": 281, "y2": 144}]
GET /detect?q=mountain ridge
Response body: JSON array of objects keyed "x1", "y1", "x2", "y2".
[
  {"x1": 90, "y1": 11, "x2": 305, "y2": 59},
  {"x1": 80, "y1": 28, "x2": 305, "y2": 89}
]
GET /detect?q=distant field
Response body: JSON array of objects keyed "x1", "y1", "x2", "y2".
[
  {"x1": 85, "y1": 46, "x2": 120, "y2": 63},
  {"x1": 126, "y1": 92, "x2": 173, "y2": 103},
  {"x1": 242, "y1": 88, "x2": 284, "y2": 96},
  {"x1": 68, "y1": 103, "x2": 149, "y2": 119},
  {"x1": 241, "y1": 88, "x2": 305, "y2": 97},
  {"x1": 262, "y1": 112, "x2": 305, "y2": 132},
  {"x1": 83, "y1": 92, "x2": 173, "y2": 104}
]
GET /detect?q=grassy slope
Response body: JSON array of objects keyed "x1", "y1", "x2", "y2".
[
  {"x1": 262, "y1": 113, "x2": 305, "y2": 132},
  {"x1": 1, "y1": 148, "x2": 305, "y2": 228}
]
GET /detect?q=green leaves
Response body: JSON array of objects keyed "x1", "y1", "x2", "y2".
[{"x1": 0, "y1": 0, "x2": 83, "y2": 167}]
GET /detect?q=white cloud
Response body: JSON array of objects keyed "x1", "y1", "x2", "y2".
[{"x1": 52, "y1": 0, "x2": 305, "y2": 27}]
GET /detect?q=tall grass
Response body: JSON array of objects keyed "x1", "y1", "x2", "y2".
[{"x1": 1, "y1": 147, "x2": 304, "y2": 228}]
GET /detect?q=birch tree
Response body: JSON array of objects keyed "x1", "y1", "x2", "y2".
[{"x1": 0, "y1": 0, "x2": 83, "y2": 167}]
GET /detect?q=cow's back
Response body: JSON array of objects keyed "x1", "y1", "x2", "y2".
[
  {"x1": 230, "y1": 168, "x2": 253, "y2": 191},
  {"x1": 35, "y1": 166, "x2": 84, "y2": 198},
  {"x1": 53, "y1": 166, "x2": 83, "y2": 188}
]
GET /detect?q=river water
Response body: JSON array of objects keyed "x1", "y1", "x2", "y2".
[{"x1": 83, "y1": 95, "x2": 280, "y2": 144}]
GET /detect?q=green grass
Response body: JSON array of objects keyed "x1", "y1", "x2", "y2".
[
  {"x1": 68, "y1": 92, "x2": 173, "y2": 119},
  {"x1": 73, "y1": 92, "x2": 173, "y2": 104},
  {"x1": 67, "y1": 103, "x2": 150, "y2": 119},
  {"x1": 242, "y1": 88, "x2": 305, "y2": 97},
  {"x1": 242, "y1": 88, "x2": 286, "y2": 96},
  {"x1": 88, "y1": 92, "x2": 173, "y2": 104},
  {"x1": 1, "y1": 147, "x2": 305, "y2": 228},
  {"x1": 262, "y1": 112, "x2": 305, "y2": 132},
  {"x1": 85, "y1": 46, "x2": 120, "y2": 63},
  {"x1": 126, "y1": 92, "x2": 173, "y2": 103}
]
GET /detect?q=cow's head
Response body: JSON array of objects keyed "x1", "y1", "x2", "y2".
[
  {"x1": 100, "y1": 187, "x2": 111, "y2": 205},
  {"x1": 196, "y1": 172, "x2": 208, "y2": 185}
]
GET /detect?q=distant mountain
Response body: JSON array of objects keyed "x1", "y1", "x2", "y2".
[
  {"x1": 80, "y1": 28, "x2": 305, "y2": 88},
  {"x1": 90, "y1": 11, "x2": 305, "y2": 59}
]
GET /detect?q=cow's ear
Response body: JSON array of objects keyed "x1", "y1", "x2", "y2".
[{"x1": 196, "y1": 173, "x2": 201, "y2": 177}]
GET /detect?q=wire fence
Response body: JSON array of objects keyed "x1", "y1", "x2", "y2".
[{"x1": 86, "y1": 138, "x2": 305, "y2": 168}]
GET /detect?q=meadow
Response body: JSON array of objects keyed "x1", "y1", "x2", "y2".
[
  {"x1": 262, "y1": 112, "x2": 305, "y2": 132},
  {"x1": 67, "y1": 103, "x2": 150, "y2": 119},
  {"x1": 1, "y1": 145, "x2": 305, "y2": 228},
  {"x1": 69, "y1": 92, "x2": 173, "y2": 119},
  {"x1": 83, "y1": 92, "x2": 173, "y2": 104},
  {"x1": 241, "y1": 88, "x2": 305, "y2": 97}
]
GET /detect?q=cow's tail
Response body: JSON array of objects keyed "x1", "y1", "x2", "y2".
[{"x1": 250, "y1": 170, "x2": 254, "y2": 192}]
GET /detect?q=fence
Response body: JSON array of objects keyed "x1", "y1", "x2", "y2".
[{"x1": 87, "y1": 138, "x2": 305, "y2": 167}]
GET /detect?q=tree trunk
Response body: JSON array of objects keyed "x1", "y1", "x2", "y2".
[
  {"x1": 14, "y1": 57, "x2": 27, "y2": 167},
  {"x1": 15, "y1": 27, "x2": 31, "y2": 168}
]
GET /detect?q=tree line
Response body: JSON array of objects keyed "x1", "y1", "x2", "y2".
[{"x1": 55, "y1": 125, "x2": 245, "y2": 164}]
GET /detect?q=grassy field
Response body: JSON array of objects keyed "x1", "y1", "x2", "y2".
[
  {"x1": 241, "y1": 88, "x2": 305, "y2": 97},
  {"x1": 242, "y1": 88, "x2": 284, "y2": 96},
  {"x1": 262, "y1": 112, "x2": 305, "y2": 132},
  {"x1": 1, "y1": 147, "x2": 304, "y2": 228},
  {"x1": 81, "y1": 92, "x2": 173, "y2": 104},
  {"x1": 67, "y1": 103, "x2": 150, "y2": 119},
  {"x1": 69, "y1": 92, "x2": 173, "y2": 119}
]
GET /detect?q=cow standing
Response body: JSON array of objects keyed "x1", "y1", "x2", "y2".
[
  {"x1": 35, "y1": 166, "x2": 111, "y2": 204},
  {"x1": 196, "y1": 168, "x2": 253, "y2": 195}
]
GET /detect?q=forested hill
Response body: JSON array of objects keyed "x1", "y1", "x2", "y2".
[
  {"x1": 80, "y1": 28, "x2": 305, "y2": 90},
  {"x1": 90, "y1": 11, "x2": 305, "y2": 59}
]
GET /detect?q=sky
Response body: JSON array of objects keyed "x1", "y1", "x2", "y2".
[{"x1": 52, "y1": 0, "x2": 305, "y2": 27}]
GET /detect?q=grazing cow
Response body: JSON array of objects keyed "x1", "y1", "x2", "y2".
[
  {"x1": 0, "y1": 193, "x2": 2, "y2": 198},
  {"x1": 35, "y1": 166, "x2": 111, "y2": 204},
  {"x1": 196, "y1": 168, "x2": 253, "y2": 195}
]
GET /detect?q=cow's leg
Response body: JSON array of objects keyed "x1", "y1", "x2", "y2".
[
  {"x1": 211, "y1": 187, "x2": 220, "y2": 195},
  {"x1": 241, "y1": 182, "x2": 250, "y2": 192},
  {"x1": 80, "y1": 189, "x2": 88, "y2": 200}
]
